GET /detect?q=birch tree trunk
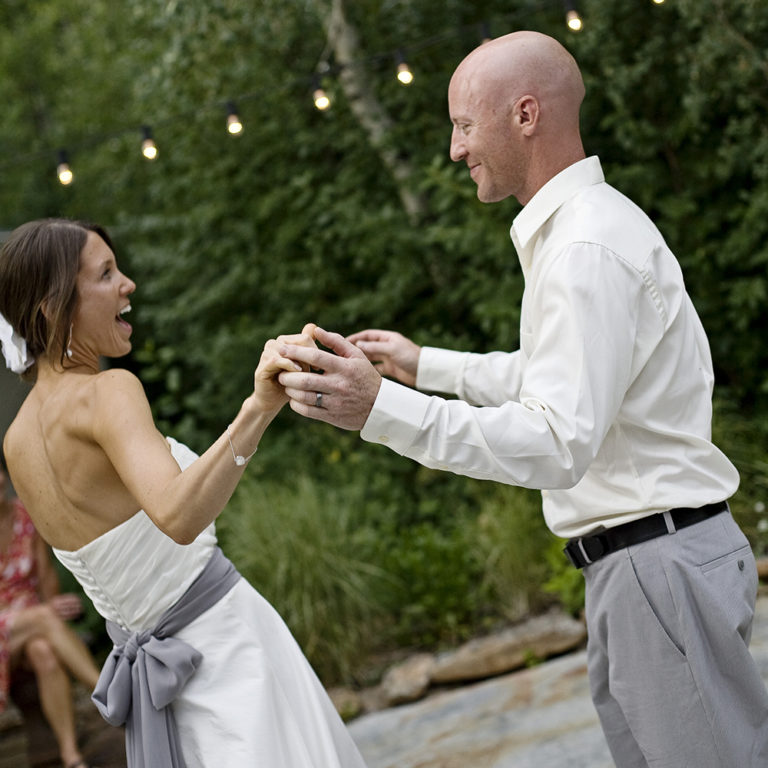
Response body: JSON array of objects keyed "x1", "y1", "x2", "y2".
[{"x1": 321, "y1": 0, "x2": 426, "y2": 222}]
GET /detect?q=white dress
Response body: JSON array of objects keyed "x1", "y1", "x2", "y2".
[{"x1": 53, "y1": 439, "x2": 367, "y2": 768}]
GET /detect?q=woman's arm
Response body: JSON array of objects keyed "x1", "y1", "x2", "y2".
[{"x1": 92, "y1": 330, "x2": 314, "y2": 544}]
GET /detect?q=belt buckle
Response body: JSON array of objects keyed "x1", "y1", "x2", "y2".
[
  {"x1": 564, "y1": 534, "x2": 606, "y2": 569},
  {"x1": 564, "y1": 542, "x2": 582, "y2": 568}
]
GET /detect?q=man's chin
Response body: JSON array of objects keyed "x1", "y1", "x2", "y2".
[{"x1": 477, "y1": 188, "x2": 499, "y2": 204}]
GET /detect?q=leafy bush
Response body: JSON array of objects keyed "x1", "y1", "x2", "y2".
[
  {"x1": 218, "y1": 473, "x2": 390, "y2": 684},
  {"x1": 712, "y1": 396, "x2": 768, "y2": 555},
  {"x1": 218, "y1": 466, "x2": 578, "y2": 683},
  {"x1": 473, "y1": 485, "x2": 557, "y2": 621}
]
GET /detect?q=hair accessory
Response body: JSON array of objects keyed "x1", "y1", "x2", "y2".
[
  {"x1": 226, "y1": 424, "x2": 257, "y2": 466},
  {"x1": 0, "y1": 312, "x2": 34, "y2": 374}
]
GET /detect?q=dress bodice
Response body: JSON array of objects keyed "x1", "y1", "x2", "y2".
[{"x1": 52, "y1": 438, "x2": 216, "y2": 632}]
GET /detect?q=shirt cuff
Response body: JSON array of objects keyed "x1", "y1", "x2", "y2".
[
  {"x1": 361, "y1": 378, "x2": 432, "y2": 454},
  {"x1": 415, "y1": 347, "x2": 469, "y2": 394}
]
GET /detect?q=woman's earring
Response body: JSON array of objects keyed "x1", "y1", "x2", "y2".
[{"x1": 66, "y1": 324, "x2": 74, "y2": 358}]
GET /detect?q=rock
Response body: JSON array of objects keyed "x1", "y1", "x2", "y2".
[
  {"x1": 0, "y1": 701, "x2": 29, "y2": 768},
  {"x1": 7, "y1": 671, "x2": 126, "y2": 768},
  {"x1": 328, "y1": 687, "x2": 364, "y2": 721},
  {"x1": 431, "y1": 610, "x2": 586, "y2": 684},
  {"x1": 349, "y1": 595, "x2": 768, "y2": 768},
  {"x1": 359, "y1": 684, "x2": 388, "y2": 714},
  {"x1": 350, "y1": 651, "x2": 607, "y2": 768},
  {"x1": 380, "y1": 653, "x2": 436, "y2": 706}
]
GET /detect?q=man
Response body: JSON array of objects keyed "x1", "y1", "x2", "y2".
[{"x1": 278, "y1": 31, "x2": 768, "y2": 766}]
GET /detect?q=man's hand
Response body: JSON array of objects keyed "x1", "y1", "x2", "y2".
[
  {"x1": 278, "y1": 327, "x2": 382, "y2": 431},
  {"x1": 346, "y1": 329, "x2": 421, "y2": 388}
]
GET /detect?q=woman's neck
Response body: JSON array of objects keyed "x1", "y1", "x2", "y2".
[{"x1": 35, "y1": 354, "x2": 99, "y2": 383}]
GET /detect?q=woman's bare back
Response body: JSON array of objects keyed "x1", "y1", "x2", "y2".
[{"x1": 4, "y1": 369, "x2": 152, "y2": 551}]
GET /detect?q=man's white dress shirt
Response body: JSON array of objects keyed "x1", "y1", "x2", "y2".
[{"x1": 361, "y1": 156, "x2": 738, "y2": 538}]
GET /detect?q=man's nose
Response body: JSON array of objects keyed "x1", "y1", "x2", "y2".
[{"x1": 449, "y1": 128, "x2": 466, "y2": 162}]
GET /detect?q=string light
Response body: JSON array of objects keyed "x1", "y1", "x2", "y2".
[
  {"x1": 56, "y1": 150, "x2": 73, "y2": 186},
  {"x1": 313, "y1": 87, "x2": 331, "y2": 110},
  {"x1": 396, "y1": 50, "x2": 414, "y2": 85},
  {"x1": 564, "y1": 2, "x2": 583, "y2": 32},
  {"x1": 651, "y1": 0, "x2": 665, "y2": 4},
  {"x1": 312, "y1": 76, "x2": 331, "y2": 111},
  {"x1": 141, "y1": 125, "x2": 158, "y2": 160},
  {"x1": 226, "y1": 101, "x2": 243, "y2": 135},
  {"x1": 14, "y1": 9, "x2": 609, "y2": 184}
]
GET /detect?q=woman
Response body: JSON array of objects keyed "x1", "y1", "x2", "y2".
[
  {"x1": 0, "y1": 458, "x2": 101, "y2": 768},
  {"x1": 0, "y1": 219, "x2": 367, "y2": 768}
]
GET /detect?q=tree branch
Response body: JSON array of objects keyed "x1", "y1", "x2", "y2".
[{"x1": 321, "y1": 0, "x2": 426, "y2": 222}]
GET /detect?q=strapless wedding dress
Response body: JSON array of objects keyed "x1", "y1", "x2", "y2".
[{"x1": 53, "y1": 439, "x2": 367, "y2": 768}]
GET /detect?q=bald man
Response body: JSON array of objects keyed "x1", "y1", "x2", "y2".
[{"x1": 279, "y1": 31, "x2": 768, "y2": 766}]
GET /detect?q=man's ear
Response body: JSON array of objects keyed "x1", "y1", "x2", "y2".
[{"x1": 515, "y1": 95, "x2": 539, "y2": 136}]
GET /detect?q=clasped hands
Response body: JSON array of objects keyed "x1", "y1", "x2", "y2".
[{"x1": 254, "y1": 323, "x2": 421, "y2": 431}]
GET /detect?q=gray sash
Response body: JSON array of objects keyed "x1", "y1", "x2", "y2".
[{"x1": 92, "y1": 547, "x2": 241, "y2": 767}]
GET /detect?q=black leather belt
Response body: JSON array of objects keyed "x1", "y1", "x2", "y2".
[{"x1": 563, "y1": 501, "x2": 729, "y2": 569}]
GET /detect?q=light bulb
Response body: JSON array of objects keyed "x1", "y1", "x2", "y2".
[
  {"x1": 57, "y1": 163, "x2": 73, "y2": 185},
  {"x1": 566, "y1": 9, "x2": 583, "y2": 31},
  {"x1": 313, "y1": 88, "x2": 331, "y2": 111},
  {"x1": 141, "y1": 126, "x2": 158, "y2": 160},
  {"x1": 226, "y1": 101, "x2": 243, "y2": 134},
  {"x1": 227, "y1": 114, "x2": 243, "y2": 134},
  {"x1": 57, "y1": 151, "x2": 73, "y2": 185},
  {"x1": 142, "y1": 140, "x2": 158, "y2": 159},
  {"x1": 397, "y1": 61, "x2": 414, "y2": 85}
]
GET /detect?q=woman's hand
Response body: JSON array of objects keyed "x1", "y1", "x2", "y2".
[
  {"x1": 252, "y1": 323, "x2": 318, "y2": 413},
  {"x1": 48, "y1": 593, "x2": 84, "y2": 622}
]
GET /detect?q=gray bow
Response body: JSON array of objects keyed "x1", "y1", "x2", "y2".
[{"x1": 92, "y1": 547, "x2": 241, "y2": 767}]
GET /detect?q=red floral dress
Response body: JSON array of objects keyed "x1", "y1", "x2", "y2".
[{"x1": 0, "y1": 499, "x2": 40, "y2": 713}]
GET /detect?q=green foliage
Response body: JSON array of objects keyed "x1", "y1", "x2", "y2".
[
  {"x1": 377, "y1": 519, "x2": 484, "y2": 648},
  {"x1": 712, "y1": 398, "x2": 768, "y2": 555},
  {"x1": 219, "y1": 470, "x2": 568, "y2": 683},
  {"x1": 473, "y1": 485, "x2": 556, "y2": 621},
  {"x1": 543, "y1": 539, "x2": 586, "y2": 618},
  {"x1": 218, "y1": 473, "x2": 390, "y2": 684}
]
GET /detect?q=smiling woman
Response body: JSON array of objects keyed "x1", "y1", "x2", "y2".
[
  {"x1": 68, "y1": 230, "x2": 136, "y2": 366},
  {"x1": 0, "y1": 218, "x2": 368, "y2": 768}
]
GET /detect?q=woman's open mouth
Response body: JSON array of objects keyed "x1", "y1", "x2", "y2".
[{"x1": 116, "y1": 304, "x2": 132, "y2": 332}]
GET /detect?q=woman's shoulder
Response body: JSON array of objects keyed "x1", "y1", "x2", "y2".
[
  {"x1": 90, "y1": 368, "x2": 146, "y2": 403},
  {"x1": 89, "y1": 369, "x2": 154, "y2": 431}
]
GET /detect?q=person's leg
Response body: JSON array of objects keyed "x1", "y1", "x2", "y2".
[
  {"x1": 654, "y1": 513, "x2": 768, "y2": 762},
  {"x1": 585, "y1": 513, "x2": 768, "y2": 767},
  {"x1": 23, "y1": 636, "x2": 83, "y2": 767},
  {"x1": 584, "y1": 561, "x2": 649, "y2": 768},
  {"x1": 10, "y1": 604, "x2": 100, "y2": 690}
]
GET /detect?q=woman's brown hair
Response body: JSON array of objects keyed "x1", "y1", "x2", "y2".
[{"x1": 0, "y1": 218, "x2": 114, "y2": 381}]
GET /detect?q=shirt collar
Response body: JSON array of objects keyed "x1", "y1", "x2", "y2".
[{"x1": 510, "y1": 156, "x2": 605, "y2": 250}]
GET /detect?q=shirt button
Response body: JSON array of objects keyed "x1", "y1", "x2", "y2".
[
  {"x1": 378, "y1": 435, "x2": 389, "y2": 444},
  {"x1": 738, "y1": 560, "x2": 745, "y2": 571}
]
